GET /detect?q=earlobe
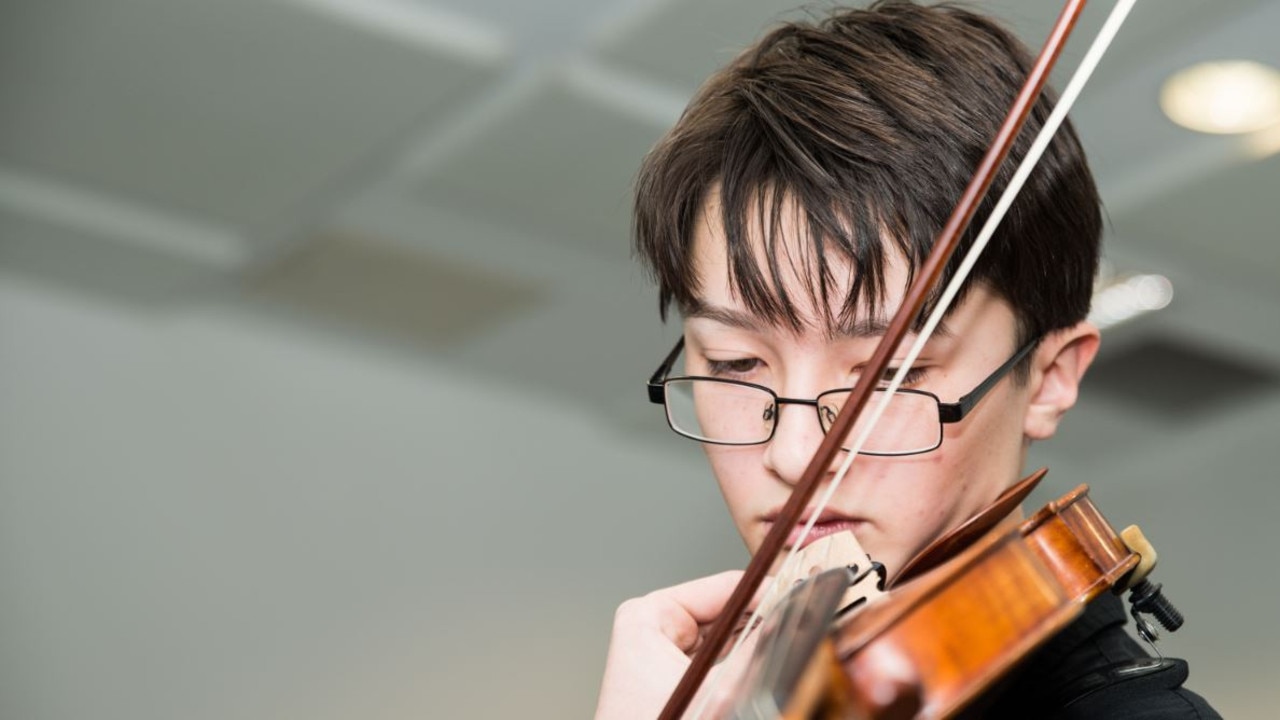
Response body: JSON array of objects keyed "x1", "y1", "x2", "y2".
[{"x1": 1023, "y1": 322, "x2": 1101, "y2": 441}]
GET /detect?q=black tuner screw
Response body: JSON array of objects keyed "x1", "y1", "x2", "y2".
[
  {"x1": 1129, "y1": 579, "x2": 1184, "y2": 633},
  {"x1": 869, "y1": 561, "x2": 887, "y2": 591},
  {"x1": 845, "y1": 561, "x2": 887, "y2": 590}
]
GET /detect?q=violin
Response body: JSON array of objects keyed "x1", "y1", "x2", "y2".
[
  {"x1": 726, "y1": 470, "x2": 1184, "y2": 719},
  {"x1": 657, "y1": 1, "x2": 1185, "y2": 717}
]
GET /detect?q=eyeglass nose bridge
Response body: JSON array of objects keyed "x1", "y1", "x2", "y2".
[{"x1": 762, "y1": 395, "x2": 833, "y2": 430}]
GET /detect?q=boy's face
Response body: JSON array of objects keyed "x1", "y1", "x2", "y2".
[{"x1": 681, "y1": 200, "x2": 1095, "y2": 577}]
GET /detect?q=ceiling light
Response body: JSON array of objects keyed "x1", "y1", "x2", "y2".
[
  {"x1": 1089, "y1": 273, "x2": 1173, "y2": 331},
  {"x1": 1160, "y1": 60, "x2": 1280, "y2": 134},
  {"x1": 1245, "y1": 120, "x2": 1280, "y2": 159}
]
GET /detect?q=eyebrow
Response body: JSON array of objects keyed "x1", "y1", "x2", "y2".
[{"x1": 685, "y1": 300, "x2": 954, "y2": 339}]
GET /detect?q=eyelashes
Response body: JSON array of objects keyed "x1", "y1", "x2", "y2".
[
  {"x1": 704, "y1": 357, "x2": 764, "y2": 377},
  {"x1": 701, "y1": 357, "x2": 929, "y2": 387},
  {"x1": 880, "y1": 366, "x2": 928, "y2": 387}
]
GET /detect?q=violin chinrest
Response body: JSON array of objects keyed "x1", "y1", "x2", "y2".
[{"x1": 892, "y1": 468, "x2": 1048, "y2": 586}]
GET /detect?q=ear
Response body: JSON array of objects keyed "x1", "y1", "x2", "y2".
[{"x1": 1023, "y1": 321, "x2": 1101, "y2": 441}]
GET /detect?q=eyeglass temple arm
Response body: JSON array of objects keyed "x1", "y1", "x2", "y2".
[
  {"x1": 647, "y1": 337, "x2": 686, "y2": 404},
  {"x1": 938, "y1": 338, "x2": 1040, "y2": 423}
]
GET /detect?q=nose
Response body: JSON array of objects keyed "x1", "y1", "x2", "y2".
[{"x1": 762, "y1": 401, "x2": 837, "y2": 487}]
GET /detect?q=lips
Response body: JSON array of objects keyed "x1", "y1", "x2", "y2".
[
  {"x1": 762, "y1": 508, "x2": 867, "y2": 550},
  {"x1": 786, "y1": 519, "x2": 863, "y2": 550}
]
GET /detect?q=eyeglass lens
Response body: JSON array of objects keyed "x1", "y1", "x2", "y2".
[{"x1": 664, "y1": 379, "x2": 943, "y2": 454}]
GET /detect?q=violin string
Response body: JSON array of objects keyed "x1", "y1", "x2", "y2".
[{"x1": 690, "y1": 2, "x2": 1138, "y2": 715}]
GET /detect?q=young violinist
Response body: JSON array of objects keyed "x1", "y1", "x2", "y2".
[{"x1": 595, "y1": 2, "x2": 1220, "y2": 718}]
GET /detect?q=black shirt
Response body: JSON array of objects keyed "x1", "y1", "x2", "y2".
[{"x1": 971, "y1": 593, "x2": 1221, "y2": 719}]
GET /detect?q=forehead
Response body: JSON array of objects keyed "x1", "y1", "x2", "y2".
[
  {"x1": 685, "y1": 202, "x2": 1021, "y2": 355},
  {"x1": 687, "y1": 192, "x2": 909, "y2": 336}
]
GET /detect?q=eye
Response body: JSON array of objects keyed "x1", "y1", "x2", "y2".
[
  {"x1": 705, "y1": 357, "x2": 763, "y2": 378},
  {"x1": 878, "y1": 366, "x2": 929, "y2": 387}
]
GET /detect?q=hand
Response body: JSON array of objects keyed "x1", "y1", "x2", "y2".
[{"x1": 594, "y1": 570, "x2": 744, "y2": 720}]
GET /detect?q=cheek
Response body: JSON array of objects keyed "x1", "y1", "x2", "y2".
[
  {"x1": 703, "y1": 445, "x2": 774, "y2": 551},
  {"x1": 901, "y1": 457, "x2": 963, "y2": 526},
  {"x1": 856, "y1": 453, "x2": 971, "y2": 560},
  {"x1": 703, "y1": 447, "x2": 764, "y2": 513},
  {"x1": 920, "y1": 416, "x2": 1023, "y2": 537}
]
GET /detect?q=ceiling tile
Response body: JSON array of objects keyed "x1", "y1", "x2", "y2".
[
  {"x1": 1087, "y1": 334, "x2": 1280, "y2": 423},
  {"x1": 597, "y1": 0, "x2": 805, "y2": 91},
  {"x1": 251, "y1": 232, "x2": 546, "y2": 350},
  {"x1": 0, "y1": 206, "x2": 226, "y2": 303},
  {"x1": 0, "y1": 0, "x2": 502, "y2": 238},
  {"x1": 594, "y1": 0, "x2": 1225, "y2": 94},
  {"x1": 412, "y1": 73, "x2": 665, "y2": 261},
  {"x1": 1112, "y1": 151, "x2": 1280, "y2": 293}
]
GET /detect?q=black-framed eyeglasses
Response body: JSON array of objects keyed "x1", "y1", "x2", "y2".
[{"x1": 646, "y1": 336, "x2": 1039, "y2": 456}]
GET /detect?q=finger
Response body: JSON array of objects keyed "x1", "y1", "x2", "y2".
[
  {"x1": 630, "y1": 571, "x2": 743, "y2": 654},
  {"x1": 650, "y1": 570, "x2": 745, "y2": 625}
]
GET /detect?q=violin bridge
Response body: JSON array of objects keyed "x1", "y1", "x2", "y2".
[{"x1": 764, "y1": 530, "x2": 886, "y2": 621}]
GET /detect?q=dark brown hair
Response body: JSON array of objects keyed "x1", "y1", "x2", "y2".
[{"x1": 633, "y1": 1, "x2": 1101, "y2": 347}]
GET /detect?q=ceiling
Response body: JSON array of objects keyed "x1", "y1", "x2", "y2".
[
  {"x1": 3, "y1": 0, "x2": 1278, "y2": 430},
  {"x1": 1, "y1": 0, "x2": 1278, "y2": 716}
]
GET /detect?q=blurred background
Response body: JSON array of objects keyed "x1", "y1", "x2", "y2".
[{"x1": 1, "y1": 0, "x2": 1278, "y2": 718}]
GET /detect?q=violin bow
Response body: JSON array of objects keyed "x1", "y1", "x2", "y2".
[{"x1": 659, "y1": 0, "x2": 1140, "y2": 716}]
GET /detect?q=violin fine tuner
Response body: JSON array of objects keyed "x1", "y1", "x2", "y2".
[
  {"x1": 835, "y1": 562, "x2": 888, "y2": 619},
  {"x1": 1119, "y1": 525, "x2": 1185, "y2": 644}
]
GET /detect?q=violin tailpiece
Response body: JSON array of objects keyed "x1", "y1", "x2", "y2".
[{"x1": 761, "y1": 530, "x2": 886, "y2": 622}]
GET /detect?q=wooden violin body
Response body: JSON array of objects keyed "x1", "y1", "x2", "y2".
[{"x1": 736, "y1": 476, "x2": 1147, "y2": 720}]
